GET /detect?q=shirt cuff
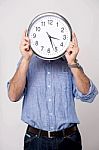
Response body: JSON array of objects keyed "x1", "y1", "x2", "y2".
[{"x1": 75, "y1": 80, "x2": 98, "y2": 103}]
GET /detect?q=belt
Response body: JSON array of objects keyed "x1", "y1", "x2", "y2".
[{"x1": 27, "y1": 125, "x2": 77, "y2": 138}]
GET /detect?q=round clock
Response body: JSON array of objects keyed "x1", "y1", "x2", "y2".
[{"x1": 27, "y1": 12, "x2": 72, "y2": 60}]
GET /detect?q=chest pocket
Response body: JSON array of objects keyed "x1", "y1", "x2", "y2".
[
  {"x1": 58, "y1": 68, "x2": 69, "y2": 88},
  {"x1": 52, "y1": 61, "x2": 69, "y2": 90}
]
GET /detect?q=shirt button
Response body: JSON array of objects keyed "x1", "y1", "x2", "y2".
[
  {"x1": 48, "y1": 72, "x2": 50, "y2": 74},
  {"x1": 48, "y1": 85, "x2": 51, "y2": 88},
  {"x1": 49, "y1": 98, "x2": 51, "y2": 101}
]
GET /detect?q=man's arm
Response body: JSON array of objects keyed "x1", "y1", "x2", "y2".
[
  {"x1": 65, "y1": 33, "x2": 90, "y2": 95},
  {"x1": 70, "y1": 67, "x2": 90, "y2": 94},
  {"x1": 8, "y1": 31, "x2": 33, "y2": 102}
]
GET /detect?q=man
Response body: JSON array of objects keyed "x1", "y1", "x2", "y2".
[{"x1": 8, "y1": 31, "x2": 98, "y2": 150}]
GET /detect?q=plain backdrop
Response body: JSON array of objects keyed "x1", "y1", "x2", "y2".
[{"x1": 0, "y1": 0, "x2": 99, "y2": 150}]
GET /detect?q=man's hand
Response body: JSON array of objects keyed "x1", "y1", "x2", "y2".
[
  {"x1": 65, "y1": 32, "x2": 79, "y2": 65},
  {"x1": 19, "y1": 30, "x2": 33, "y2": 61}
]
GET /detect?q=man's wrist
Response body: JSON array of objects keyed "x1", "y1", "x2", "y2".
[
  {"x1": 22, "y1": 57, "x2": 31, "y2": 64},
  {"x1": 67, "y1": 59, "x2": 78, "y2": 66},
  {"x1": 19, "y1": 57, "x2": 31, "y2": 71},
  {"x1": 68, "y1": 62, "x2": 82, "y2": 69}
]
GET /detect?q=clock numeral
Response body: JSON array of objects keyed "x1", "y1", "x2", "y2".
[
  {"x1": 33, "y1": 33, "x2": 36, "y2": 38},
  {"x1": 48, "y1": 20, "x2": 53, "y2": 25},
  {"x1": 56, "y1": 22, "x2": 58, "y2": 27},
  {"x1": 41, "y1": 46, "x2": 44, "y2": 51},
  {"x1": 63, "y1": 35, "x2": 66, "y2": 40},
  {"x1": 35, "y1": 41, "x2": 38, "y2": 46},
  {"x1": 55, "y1": 47, "x2": 58, "y2": 52},
  {"x1": 60, "y1": 42, "x2": 63, "y2": 46},
  {"x1": 41, "y1": 21, "x2": 45, "y2": 26},
  {"x1": 36, "y1": 27, "x2": 41, "y2": 31},
  {"x1": 61, "y1": 27, "x2": 64, "y2": 33},
  {"x1": 47, "y1": 48, "x2": 50, "y2": 53}
]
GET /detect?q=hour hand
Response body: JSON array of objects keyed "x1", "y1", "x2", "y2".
[
  {"x1": 46, "y1": 32, "x2": 50, "y2": 37},
  {"x1": 46, "y1": 32, "x2": 59, "y2": 40}
]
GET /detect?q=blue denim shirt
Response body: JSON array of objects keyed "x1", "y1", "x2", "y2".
[{"x1": 8, "y1": 55, "x2": 98, "y2": 131}]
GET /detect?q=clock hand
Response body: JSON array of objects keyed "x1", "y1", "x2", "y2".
[
  {"x1": 46, "y1": 32, "x2": 54, "y2": 50},
  {"x1": 46, "y1": 32, "x2": 51, "y2": 38},
  {"x1": 47, "y1": 36, "x2": 57, "y2": 52},
  {"x1": 50, "y1": 36, "x2": 60, "y2": 40},
  {"x1": 49, "y1": 38, "x2": 55, "y2": 50},
  {"x1": 51, "y1": 40, "x2": 58, "y2": 52},
  {"x1": 46, "y1": 32, "x2": 58, "y2": 51},
  {"x1": 46, "y1": 32, "x2": 60, "y2": 40}
]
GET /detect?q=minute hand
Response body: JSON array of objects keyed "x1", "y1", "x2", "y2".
[
  {"x1": 46, "y1": 32, "x2": 54, "y2": 50},
  {"x1": 49, "y1": 37, "x2": 54, "y2": 50},
  {"x1": 50, "y1": 36, "x2": 60, "y2": 40}
]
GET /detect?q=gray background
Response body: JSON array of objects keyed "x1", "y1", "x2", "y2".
[{"x1": 0, "y1": 0, "x2": 99, "y2": 149}]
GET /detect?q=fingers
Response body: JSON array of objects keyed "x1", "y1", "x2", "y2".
[
  {"x1": 65, "y1": 32, "x2": 79, "y2": 64},
  {"x1": 69, "y1": 42, "x2": 75, "y2": 49},
  {"x1": 66, "y1": 41, "x2": 79, "y2": 55},
  {"x1": 72, "y1": 32, "x2": 78, "y2": 46},
  {"x1": 22, "y1": 30, "x2": 30, "y2": 42},
  {"x1": 22, "y1": 30, "x2": 26, "y2": 38},
  {"x1": 21, "y1": 40, "x2": 30, "y2": 47},
  {"x1": 20, "y1": 30, "x2": 30, "y2": 51},
  {"x1": 66, "y1": 32, "x2": 79, "y2": 53},
  {"x1": 66, "y1": 47, "x2": 73, "y2": 55}
]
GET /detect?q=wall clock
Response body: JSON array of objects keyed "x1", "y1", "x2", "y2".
[{"x1": 27, "y1": 12, "x2": 72, "y2": 60}]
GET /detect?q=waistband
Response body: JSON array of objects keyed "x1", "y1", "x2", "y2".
[{"x1": 27, "y1": 124, "x2": 78, "y2": 138}]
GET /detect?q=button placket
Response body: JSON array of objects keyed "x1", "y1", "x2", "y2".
[
  {"x1": 47, "y1": 61, "x2": 54, "y2": 130},
  {"x1": 47, "y1": 61, "x2": 51, "y2": 100}
]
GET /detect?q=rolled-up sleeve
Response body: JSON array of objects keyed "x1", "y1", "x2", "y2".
[
  {"x1": 7, "y1": 80, "x2": 26, "y2": 99},
  {"x1": 73, "y1": 79, "x2": 98, "y2": 103}
]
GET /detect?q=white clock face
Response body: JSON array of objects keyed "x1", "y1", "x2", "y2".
[{"x1": 28, "y1": 12, "x2": 72, "y2": 60}]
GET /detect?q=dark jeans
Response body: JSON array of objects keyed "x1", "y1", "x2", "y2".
[{"x1": 24, "y1": 127, "x2": 82, "y2": 150}]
